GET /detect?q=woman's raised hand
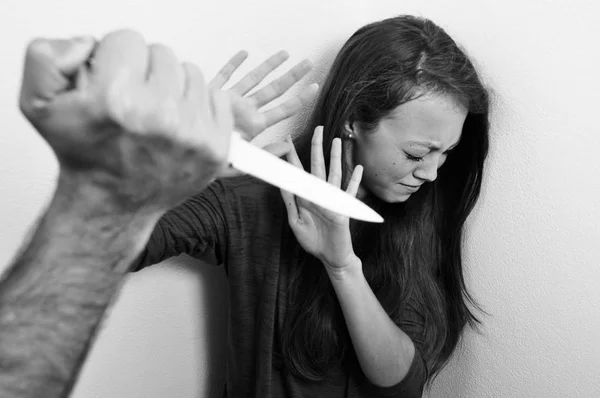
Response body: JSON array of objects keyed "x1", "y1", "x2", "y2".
[
  {"x1": 281, "y1": 126, "x2": 364, "y2": 272},
  {"x1": 209, "y1": 50, "x2": 318, "y2": 139},
  {"x1": 210, "y1": 50, "x2": 318, "y2": 178}
]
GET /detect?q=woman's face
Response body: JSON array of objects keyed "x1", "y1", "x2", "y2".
[{"x1": 351, "y1": 93, "x2": 467, "y2": 203}]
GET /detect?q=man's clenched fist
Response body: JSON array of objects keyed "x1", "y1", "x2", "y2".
[{"x1": 19, "y1": 29, "x2": 233, "y2": 210}]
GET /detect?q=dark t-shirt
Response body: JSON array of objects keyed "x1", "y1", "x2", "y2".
[{"x1": 132, "y1": 175, "x2": 427, "y2": 397}]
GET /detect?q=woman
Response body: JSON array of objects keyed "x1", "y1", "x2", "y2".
[{"x1": 133, "y1": 15, "x2": 490, "y2": 398}]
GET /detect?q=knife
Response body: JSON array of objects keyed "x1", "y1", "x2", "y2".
[{"x1": 228, "y1": 132, "x2": 384, "y2": 223}]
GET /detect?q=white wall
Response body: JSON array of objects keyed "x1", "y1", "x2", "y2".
[{"x1": 1, "y1": 1, "x2": 598, "y2": 397}]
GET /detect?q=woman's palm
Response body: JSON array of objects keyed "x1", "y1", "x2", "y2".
[
  {"x1": 209, "y1": 50, "x2": 318, "y2": 139},
  {"x1": 281, "y1": 127, "x2": 364, "y2": 268},
  {"x1": 290, "y1": 197, "x2": 349, "y2": 258}
]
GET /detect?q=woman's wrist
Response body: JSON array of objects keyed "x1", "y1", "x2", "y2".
[{"x1": 325, "y1": 254, "x2": 363, "y2": 282}]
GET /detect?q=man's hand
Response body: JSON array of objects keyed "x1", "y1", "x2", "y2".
[
  {"x1": 20, "y1": 30, "x2": 233, "y2": 211},
  {"x1": 0, "y1": 30, "x2": 234, "y2": 398}
]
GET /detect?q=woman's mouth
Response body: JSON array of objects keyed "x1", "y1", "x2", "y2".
[{"x1": 400, "y1": 183, "x2": 420, "y2": 192}]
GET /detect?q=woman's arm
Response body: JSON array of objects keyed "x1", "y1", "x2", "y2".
[
  {"x1": 281, "y1": 129, "x2": 427, "y2": 395},
  {"x1": 131, "y1": 181, "x2": 230, "y2": 271},
  {"x1": 327, "y1": 260, "x2": 425, "y2": 392}
]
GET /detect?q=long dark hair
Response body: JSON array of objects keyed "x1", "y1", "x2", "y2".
[{"x1": 281, "y1": 15, "x2": 490, "y2": 383}]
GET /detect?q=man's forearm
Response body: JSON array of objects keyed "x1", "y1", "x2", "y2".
[
  {"x1": 0, "y1": 176, "x2": 161, "y2": 398},
  {"x1": 327, "y1": 260, "x2": 415, "y2": 388}
]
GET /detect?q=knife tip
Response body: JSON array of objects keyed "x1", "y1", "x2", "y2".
[{"x1": 359, "y1": 209, "x2": 384, "y2": 223}]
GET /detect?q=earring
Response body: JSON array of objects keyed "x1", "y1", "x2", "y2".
[{"x1": 342, "y1": 131, "x2": 355, "y2": 140}]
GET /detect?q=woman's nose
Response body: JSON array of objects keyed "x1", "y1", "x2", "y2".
[{"x1": 414, "y1": 157, "x2": 438, "y2": 182}]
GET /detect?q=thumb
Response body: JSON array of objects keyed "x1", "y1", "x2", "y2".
[
  {"x1": 19, "y1": 36, "x2": 96, "y2": 116},
  {"x1": 261, "y1": 141, "x2": 292, "y2": 158}
]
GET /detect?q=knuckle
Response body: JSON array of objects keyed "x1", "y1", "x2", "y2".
[
  {"x1": 101, "y1": 84, "x2": 126, "y2": 124},
  {"x1": 149, "y1": 42, "x2": 175, "y2": 58},
  {"x1": 107, "y1": 28, "x2": 144, "y2": 42},
  {"x1": 26, "y1": 38, "x2": 52, "y2": 58},
  {"x1": 18, "y1": 97, "x2": 35, "y2": 117},
  {"x1": 222, "y1": 63, "x2": 235, "y2": 76},
  {"x1": 290, "y1": 67, "x2": 304, "y2": 80},
  {"x1": 248, "y1": 71, "x2": 260, "y2": 83},
  {"x1": 183, "y1": 62, "x2": 205, "y2": 84},
  {"x1": 269, "y1": 80, "x2": 283, "y2": 94}
]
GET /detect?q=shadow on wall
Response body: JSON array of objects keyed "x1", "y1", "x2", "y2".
[
  {"x1": 141, "y1": 255, "x2": 230, "y2": 397},
  {"x1": 176, "y1": 256, "x2": 230, "y2": 398}
]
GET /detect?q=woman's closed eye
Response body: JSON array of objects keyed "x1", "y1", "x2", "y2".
[
  {"x1": 405, "y1": 152, "x2": 425, "y2": 162},
  {"x1": 406, "y1": 149, "x2": 453, "y2": 164}
]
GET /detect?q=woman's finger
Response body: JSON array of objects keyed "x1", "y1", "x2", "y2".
[
  {"x1": 280, "y1": 189, "x2": 299, "y2": 224},
  {"x1": 286, "y1": 134, "x2": 304, "y2": 169},
  {"x1": 230, "y1": 50, "x2": 289, "y2": 96},
  {"x1": 209, "y1": 50, "x2": 248, "y2": 89},
  {"x1": 311, "y1": 126, "x2": 326, "y2": 179},
  {"x1": 328, "y1": 138, "x2": 342, "y2": 188},
  {"x1": 283, "y1": 137, "x2": 312, "y2": 216},
  {"x1": 250, "y1": 59, "x2": 313, "y2": 107},
  {"x1": 346, "y1": 165, "x2": 363, "y2": 197},
  {"x1": 260, "y1": 83, "x2": 318, "y2": 130}
]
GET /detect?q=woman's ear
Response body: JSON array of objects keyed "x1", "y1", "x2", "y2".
[
  {"x1": 342, "y1": 120, "x2": 366, "y2": 198},
  {"x1": 343, "y1": 120, "x2": 356, "y2": 139},
  {"x1": 341, "y1": 121, "x2": 357, "y2": 191}
]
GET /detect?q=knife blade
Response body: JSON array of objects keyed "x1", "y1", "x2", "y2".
[{"x1": 228, "y1": 132, "x2": 384, "y2": 223}]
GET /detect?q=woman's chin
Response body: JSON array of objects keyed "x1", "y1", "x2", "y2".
[
  {"x1": 387, "y1": 193, "x2": 411, "y2": 203},
  {"x1": 369, "y1": 187, "x2": 411, "y2": 204}
]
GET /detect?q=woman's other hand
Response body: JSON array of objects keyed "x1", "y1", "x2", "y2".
[
  {"x1": 209, "y1": 50, "x2": 318, "y2": 137},
  {"x1": 210, "y1": 50, "x2": 318, "y2": 178}
]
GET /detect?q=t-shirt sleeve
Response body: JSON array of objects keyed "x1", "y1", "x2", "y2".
[
  {"x1": 130, "y1": 181, "x2": 230, "y2": 271},
  {"x1": 360, "y1": 347, "x2": 428, "y2": 398},
  {"x1": 359, "y1": 296, "x2": 429, "y2": 397}
]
